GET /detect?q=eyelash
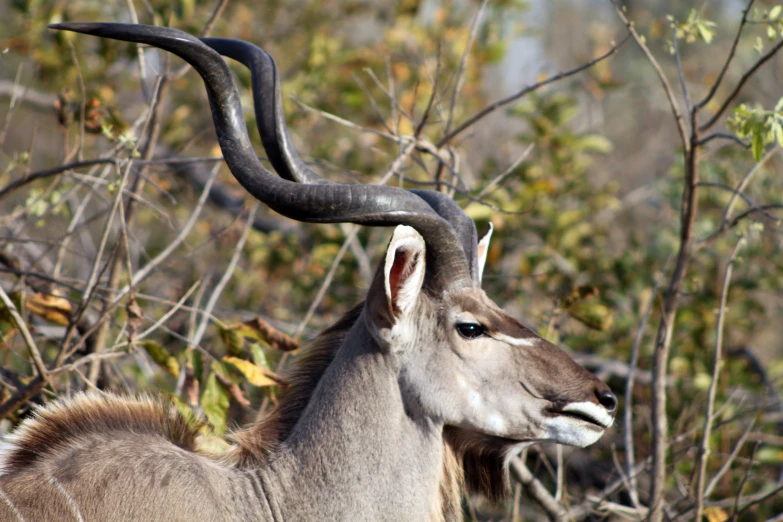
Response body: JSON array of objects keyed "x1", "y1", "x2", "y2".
[{"x1": 456, "y1": 323, "x2": 486, "y2": 339}]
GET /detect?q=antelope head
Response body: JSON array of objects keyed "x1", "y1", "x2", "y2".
[
  {"x1": 363, "y1": 224, "x2": 616, "y2": 453},
  {"x1": 50, "y1": 22, "x2": 616, "y2": 466}
]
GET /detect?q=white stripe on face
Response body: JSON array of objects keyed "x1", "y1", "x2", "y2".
[{"x1": 493, "y1": 333, "x2": 537, "y2": 347}]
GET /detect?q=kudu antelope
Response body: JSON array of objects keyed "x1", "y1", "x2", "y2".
[{"x1": 0, "y1": 24, "x2": 618, "y2": 521}]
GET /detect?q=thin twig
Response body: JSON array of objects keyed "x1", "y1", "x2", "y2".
[
  {"x1": 363, "y1": 67, "x2": 414, "y2": 126},
  {"x1": 137, "y1": 281, "x2": 201, "y2": 341},
  {"x1": 58, "y1": 163, "x2": 221, "y2": 360},
  {"x1": 437, "y1": 32, "x2": 631, "y2": 148},
  {"x1": 699, "y1": 39, "x2": 783, "y2": 131},
  {"x1": 698, "y1": 204, "x2": 783, "y2": 250},
  {"x1": 554, "y1": 444, "x2": 564, "y2": 502},
  {"x1": 694, "y1": 236, "x2": 745, "y2": 521},
  {"x1": 88, "y1": 73, "x2": 168, "y2": 384},
  {"x1": 67, "y1": 41, "x2": 87, "y2": 163},
  {"x1": 510, "y1": 456, "x2": 569, "y2": 521},
  {"x1": 413, "y1": 52, "x2": 441, "y2": 138},
  {"x1": 695, "y1": 0, "x2": 756, "y2": 110},
  {"x1": 57, "y1": 162, "x2": 130, "y2": 366},
  {"x1": 696, "y1": 181, "x2": 781, "y2": 221},
  {"x1": 0, "y1": 64, "x2": 26, "y2": 149},
  {"x1": 719, "y1": 147, "x2": 778, "y2": 226},
  {"x1": 730, "y1": 444, "x2": 765, "y2": 521},
  {"x1": 611, "y1": 2, "x2": 689, "y2": 154},
  {"x1": 472, "y1": 144, "x2": 535, "y2": 201},
  {"x1": 625, "y1": 254, "x2": 672, "y2": 508},
  {"x1": 351, "y1": 72, "x2": 394, "y2": 135},
  {"x1": 672, "y1": 26, "x2": 692, "y2": 117},
  {"x1": 704, "y1": 419, "x2": 755, "y2": 498},
  {"x1": 444, "y1": 0, "x2": 490, "y2": 135},
  {"x1": 697, "y1": 133, "x2": 750, "y2": 148},
  {"x1": 190, "y1": 204, "x2": 258, "y2": 348},
  {"x1": 0, "y1": 156, "x2": 224, "y2": 202},
  {"x1": 0, "y1": 286, "x2": 48, "y2": 381}
]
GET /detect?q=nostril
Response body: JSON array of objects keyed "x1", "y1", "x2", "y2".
[{"x1": 596, "y1": 389, "x2": 618, "y2": 412}]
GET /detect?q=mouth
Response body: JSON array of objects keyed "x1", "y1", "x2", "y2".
[{"x1": 550, "y1": 402, "x2": 614, "y2": 429}]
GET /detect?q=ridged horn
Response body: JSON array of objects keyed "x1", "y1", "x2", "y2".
[
  {"x1": 198, "y1": 37, "x2": 483, "y2": 284},
  {"x1": 199, "y1": 37, "x2": 326, "y2": 185},
  {"x1": 49, "y1": 23, "x2": 471, "y2": 292}
]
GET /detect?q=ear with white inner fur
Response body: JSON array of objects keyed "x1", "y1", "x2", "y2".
[
  {"x1": 476, "y1": 223, "x2": 493, "y2": 284},
  {"x1": 383, "y1": 225, "x2": 427, "y2": 320}
]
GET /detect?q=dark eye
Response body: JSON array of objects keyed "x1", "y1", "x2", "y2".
[{"x1": 456, "y1": 323, "x2": 485, "y2": 339}]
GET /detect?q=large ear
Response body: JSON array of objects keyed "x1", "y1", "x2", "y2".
[
  {"x1": 366, "y1": 225, "x2": 427, "y2": 334},
  {"x1": 476, "y1": 223, "x2": 493, "y2": 284}
]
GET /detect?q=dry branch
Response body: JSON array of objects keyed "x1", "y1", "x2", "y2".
[
  {"x1": 436, "y1": 32, "x2": 631, "y2": 148},
  {"x1": 243, "y1": 317, "x2": 300, "y2": 353}
]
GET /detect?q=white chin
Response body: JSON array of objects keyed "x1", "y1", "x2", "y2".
[{"x1": 545, "y1": 417, "x2": 606, "y2": 447}]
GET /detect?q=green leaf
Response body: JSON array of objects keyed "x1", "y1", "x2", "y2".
[
  {"x1": 774, "y1": 121, "x2": 783, "y2": 147},
  {"x1": 579, "y1": 134, "x2": 614, "y2": 153},
  {"x1": 250, "y1": 343, "x2": 271, "y2": 371},
  {"x1": 696, "y1": 21, "x2": 716, "y2": 44},
  {"x1": 217, "y1": 324, "x2": 244, "y2": 357},
  {"x1": 770, "y1": 5, "x2": 782, "y2": 20},
  {"x1": 141, "y1": 340, "x2": 179, "y2": 377},
  {"x1": 186, "y1": 347, "x2": 203, "y2": 384},
  {"x1": 768, "y1": 24, "x2": 778, "y2": 40},
  {"x1": 756, "y1": 446, "x2": 783, "y2": 464},
  {"x1": 754, "y1": 36, "x2": 764, "y2": 54},
  {"x1": 752, "y1": 132, "x2": 764, "y2": 161},
  {"x1": 201, "y1": 372, "x2": 229, "y2": 436}
]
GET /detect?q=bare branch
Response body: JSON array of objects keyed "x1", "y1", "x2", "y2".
[
  {"x1": 0, "y1": 285, "x2": 48, "y2": 381},
  {"x1": 444, "y1": 0, "x2": 490, "y2": 135},
  {"x1": 610, "y1": 1, "x2": 689, "y2": 154},
  {"x1": 697, "y1": 132, "x2": 750, "y2": 149},
  {"x1": 57, "y1": 163, "x2": 221, "y2": 361},
  {"x1": 509, "y1": 456, "x2": 570, "y2": 521},
  {"x1": 704, "y1": 419, "x2": 755, "y2": 498},
  {"x1": 672, "y1": 26, "x2": 692, "y2": 117},
  {"x1": 625, "y1": 254, "x2": 672, "y2": 508},
  {"x1": 0, "y1": 156, "x2": 225, "y2": 202},
  {"x1": 697, "y1": 204, "x2": 783, "y2": 248},
  {"x1": 700, "y1": 38, "x2": 783, "y2": 131},
  {"x1": 694, "y1": 236, "x2": 745, "y2": 521},
  {"x1": 471, "y1": 144, "x2": 535, "y2": 201},
  {"x1": 190, "y1": 203, "x2": 258, "y2": 349},
  {"x1": 437, "y1": 32, "x2": 631, "y2": 148},
  {"x1": 695, "y1": 0, "x2": 756, "y2": 110},
  {"x1": 696, "y1": 181, "x2": 781, "y2": 221}
]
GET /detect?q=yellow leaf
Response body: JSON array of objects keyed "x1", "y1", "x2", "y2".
[
  {"x1": 223, "y1": 356, "x2": 278, "y2": 387},
  {"x1": 703, "y1": 507, "x2": 728, "y2": 522},
  {"x1": 25, "y1": 292, "x2": 72, "y2": 326}
]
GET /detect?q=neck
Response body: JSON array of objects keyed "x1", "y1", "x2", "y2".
[{"x1": 259, "y1": 314, "x2": 448, "y2": 521}]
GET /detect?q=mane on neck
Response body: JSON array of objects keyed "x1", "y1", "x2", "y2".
[{"x1": 229, "y1": 303, "x2": 511, "y2": 517}]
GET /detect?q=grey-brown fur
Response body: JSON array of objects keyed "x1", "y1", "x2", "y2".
[{"x1": 0, "y1": 260, "x2": 614, "y2": 521}]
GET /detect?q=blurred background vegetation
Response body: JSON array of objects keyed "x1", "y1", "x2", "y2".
[{"x1": 1, "y1": 0, "x2": 782, "y2": 520}]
